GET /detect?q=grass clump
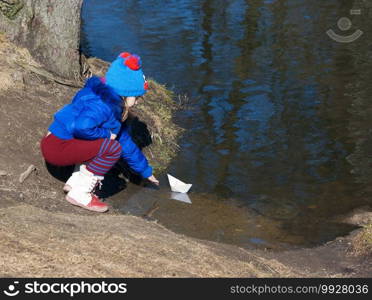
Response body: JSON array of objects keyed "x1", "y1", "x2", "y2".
[{"x1": 349, "y1": 224, "x2": 372, "y2": 257}]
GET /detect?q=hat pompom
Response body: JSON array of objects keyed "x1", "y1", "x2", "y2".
[
  {"x1": 106, "y1": 52, "x2": 147, "y2": 96},
  {"x1": 119, "y1": 52, "x2": 131, "y2": 58},
  {"x1": 124, "y1": 55, "x2": 142, "y2": 70}
]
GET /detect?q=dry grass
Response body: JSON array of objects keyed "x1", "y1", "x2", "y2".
[
  {"x1": 0, "y1": 33, "x2": 28, "y2": 91},
  {"x1": 0, "y1": 32, "x2": 40, "y2": 68},
  {"x1": 0, "y1": 71, "x2": 13, "y2": 91},
  {"x1": 348, "y1": 224, "x2": 372, "y2": 258},
  {"x1": 0, "y1": 204, "x2": 299, "y2": 277},
  {"x1": 134, "y1": 79, "x2": 184, "y2": 172}
]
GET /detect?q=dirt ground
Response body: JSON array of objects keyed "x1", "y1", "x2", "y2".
[{"x1": 0, "y1": 35, "x2": 370, "y2": 277}]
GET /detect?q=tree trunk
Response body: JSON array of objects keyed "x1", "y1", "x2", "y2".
[{"x1": 0, "y1": 0, "x2": 83, "y2": 79}]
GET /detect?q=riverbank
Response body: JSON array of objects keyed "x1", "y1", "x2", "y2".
[{"x1": 0, "y1": 35, "x2": 370, "y2": 277}]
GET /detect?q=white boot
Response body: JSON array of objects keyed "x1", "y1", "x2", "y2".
[
  {"x1": 65, "y1": 165, "x2": 108, "y2": 213},
  {"x1": 63, "y1": 164, "x2": 81, "y2": 193}
]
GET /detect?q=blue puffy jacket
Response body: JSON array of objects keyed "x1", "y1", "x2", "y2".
[{"x1": 48, "y1": 76, "x2": 152, "y2": 178}]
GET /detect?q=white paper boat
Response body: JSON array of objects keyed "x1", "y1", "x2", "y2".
[
  {"x1": 170, "y1": 192, "x2": 192, "y2": 204},
  {"x1": 167, "y1": 174, "x2": 192, "y2": 193}
]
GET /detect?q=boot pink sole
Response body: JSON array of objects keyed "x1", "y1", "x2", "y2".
[{"x1": 65, "y1": 195, "x2": 108, "y2": 213}]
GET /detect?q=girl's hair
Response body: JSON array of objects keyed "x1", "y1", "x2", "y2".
[{"x1": 121, "y1": 102, "x2": 129, "y2": 122}]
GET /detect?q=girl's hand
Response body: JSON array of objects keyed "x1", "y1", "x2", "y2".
[
  {"x1": 147, "y1": 175, "x2": 159, "y2": 186},
  {"x1": 110, "y1": 132, "x2": 117, "y2": 140}
]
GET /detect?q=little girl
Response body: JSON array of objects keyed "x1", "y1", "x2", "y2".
[{"x1": 40, "y1": 52, "x2": 159, "y2": 213}]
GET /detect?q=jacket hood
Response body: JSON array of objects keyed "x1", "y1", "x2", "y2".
[{"x1": 84, "y1": 76, "x2": 123, "y2": 120}]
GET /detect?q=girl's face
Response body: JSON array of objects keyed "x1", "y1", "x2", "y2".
[{"x1": 123, "y1": 96, "x2": 140, "y2": 108}]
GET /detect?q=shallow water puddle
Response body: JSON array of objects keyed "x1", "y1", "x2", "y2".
[{"x1": 111, "y1": 182, "x2": 358, "y2": 250}]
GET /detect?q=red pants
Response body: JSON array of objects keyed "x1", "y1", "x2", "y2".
[{"x1": 40, "y1": 133, "x2": 122, "y2": 176}]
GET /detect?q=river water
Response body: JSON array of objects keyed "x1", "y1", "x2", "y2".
[{"x1": 81, "y1": 0, "x2": 372, "y2": 249}]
